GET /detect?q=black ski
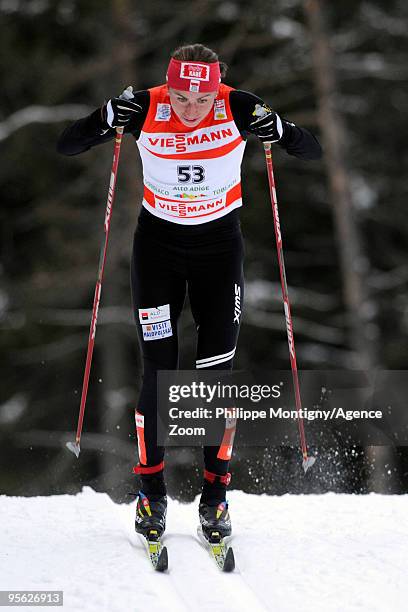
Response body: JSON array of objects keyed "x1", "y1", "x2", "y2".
[
  {"x1": 197, "y1": 527, "x2": 235, "y2": 572},
  {"x1": 139, "y1": 530, "x2": 168, "y2": 572}
]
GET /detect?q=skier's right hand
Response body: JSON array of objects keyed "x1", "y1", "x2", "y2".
[{"x1": 102, "y1": 90, "x2": 142, "y2": 129}]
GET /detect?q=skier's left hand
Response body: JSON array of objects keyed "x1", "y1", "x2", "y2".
[{"x1": 249, "y1": 104, "x2": 283, "y2": 143}]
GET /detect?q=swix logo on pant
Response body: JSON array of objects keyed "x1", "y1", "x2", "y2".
[
  {"x1": 138, "y1": 304, "x2": 170, "y2": 324},
  {"x1": 234, "y1": 283, "x2": 241, "y2": 324},
  {"x1": 142, "y1": 320, "x2": 172, "y2": 341}
]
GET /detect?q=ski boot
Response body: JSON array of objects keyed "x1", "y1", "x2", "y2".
[
  {"x1": 199, "y1": 469, "x2": 232, "y2": 541},
  {"x1": 198, "y1": 470, "x2": 235, "y2": 571},
  {"x1": 134, "y1": 491, "x2": 167, "y2": 539},
  {"x1": 199, "y1": 500, "x2": 231, "y2": 542}
]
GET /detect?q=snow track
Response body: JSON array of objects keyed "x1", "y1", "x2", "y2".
[{"x1": 1, "y1": 487, "x2": 407, "y2": 611}]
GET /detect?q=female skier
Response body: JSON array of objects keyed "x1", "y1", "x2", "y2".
[{"x1": 58, "y1": 43, "x2": 322, "y2": 542}]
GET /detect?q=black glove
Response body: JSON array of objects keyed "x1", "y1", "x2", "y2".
[
  {"x1": 248, "y1": 103, "x2": 283, "y2": 143},
  {"x1": 102, "y1": 86, "x2": 142, "y2": 129}
]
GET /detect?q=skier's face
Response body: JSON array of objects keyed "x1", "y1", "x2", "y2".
[{"x1": 168, "y1": 88, "x2": 218, "y2": 127}]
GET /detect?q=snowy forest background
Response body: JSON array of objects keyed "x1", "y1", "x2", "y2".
[{"x1": 1, "y1": 0, "x2": 408, "y2": 501}]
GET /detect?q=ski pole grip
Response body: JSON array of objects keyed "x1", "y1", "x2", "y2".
[
  {"x1": 119, "y1": 85, "x2": 134, "y2": 100},
  {"x1": 115, "y1": 86, "x2": 134, "y2": 136}
]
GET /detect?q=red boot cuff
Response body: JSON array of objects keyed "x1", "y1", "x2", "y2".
[
  {"x1": 204, "y1": 469, "x2": 231, "y2": 486},
  {"x1": 133, "y1": 461, "x2": 164, "y2": 475}
]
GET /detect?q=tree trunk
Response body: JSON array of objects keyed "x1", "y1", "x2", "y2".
[
  {"x1": 303, "y1": 0, "x2": 396, "y2": 493},
  {"x1": 303, "y1": 0, "x2": 377, "y2": 370}
]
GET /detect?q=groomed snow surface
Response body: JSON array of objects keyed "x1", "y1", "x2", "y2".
[{"x1": 0, "y1": 488, "x2": 406, "y2": 611}]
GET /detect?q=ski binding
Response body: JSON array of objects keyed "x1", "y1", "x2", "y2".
[
  {"x1": 140, "y1": 529, "x2": 168, "y2": 572},
  {"x1": 197, "y1": 527, "x2": 235, "y2": 572}
]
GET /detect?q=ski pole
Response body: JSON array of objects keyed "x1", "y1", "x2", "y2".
[
  {"x1": 66, "y1": 86, "x2": 133, "y2": 458},
  {"x1": 263, "y1": 142, "x2": 316, "y2": 473}
]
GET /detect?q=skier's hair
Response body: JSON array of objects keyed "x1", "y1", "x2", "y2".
[{"x1": 171, "y1": 43, "x2": 228, "y2": 78}]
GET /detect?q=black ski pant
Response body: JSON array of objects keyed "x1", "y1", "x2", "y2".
[{"x1": 130, "y1": 208, "x2": 244, "y2": 499}]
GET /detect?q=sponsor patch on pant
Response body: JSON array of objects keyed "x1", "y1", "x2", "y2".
[
  {"x1": 138, "y1": 304, "x2": 170, "y2": 324},
  {"x1": 142, "y1": 319, "x2": 172, "y2": 341}
]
